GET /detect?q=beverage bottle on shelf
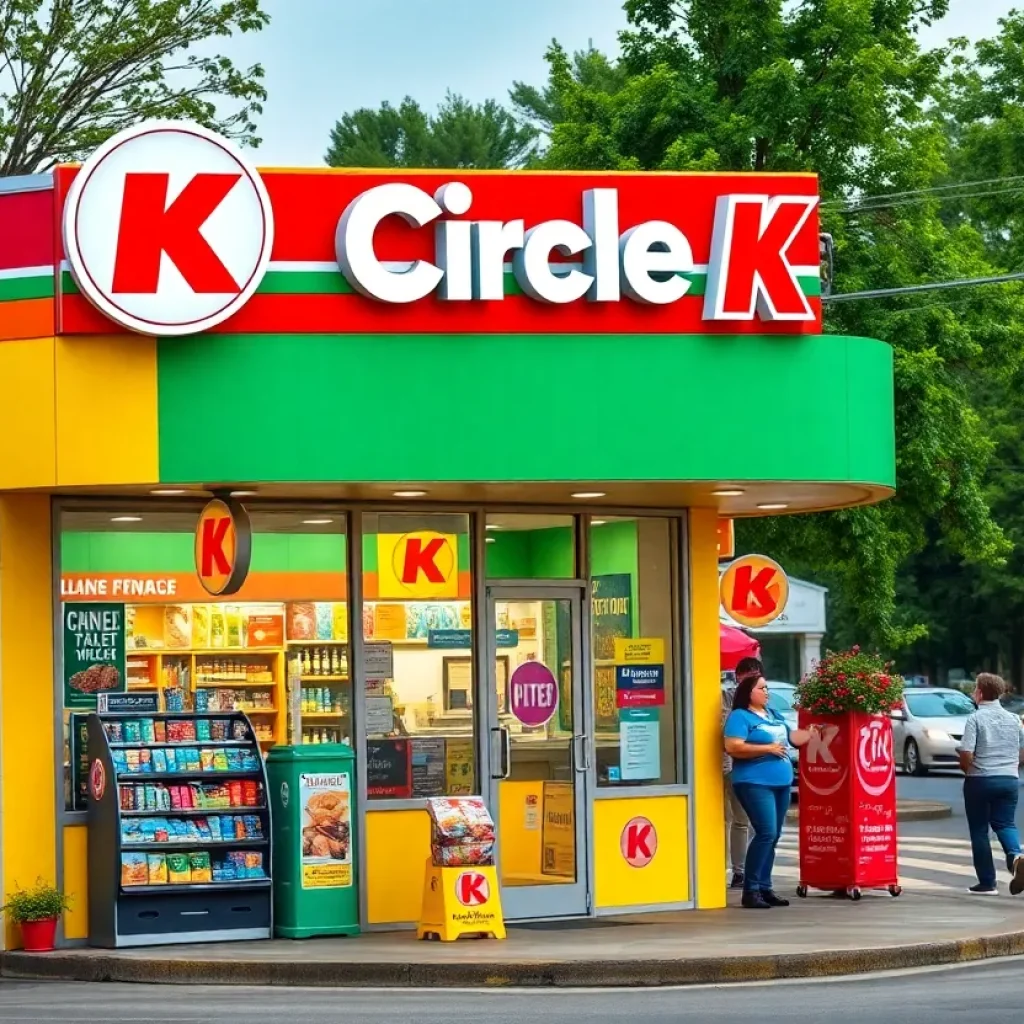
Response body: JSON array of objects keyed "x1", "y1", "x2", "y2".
[
  {"x1": 330, "y1": 648, "x2": 340, "y2": 675},
  {"x1": 312, "y1": 648, "x2": 321, "y2": 675},
  {"x1": 303, "y1": 649, "x2": 312, "y2": 675}
]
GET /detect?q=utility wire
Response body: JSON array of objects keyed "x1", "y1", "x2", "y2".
[
  {"x1": 824, "y1": 272, "x2": 1024, "y2": 303},
  {"x1": 821, "y1": 174, "x2": 1024, "y2": 210}
]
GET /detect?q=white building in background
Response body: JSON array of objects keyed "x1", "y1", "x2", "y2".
[{"x1": 719, "y1": 576, "x2": 828, "y2": 683}]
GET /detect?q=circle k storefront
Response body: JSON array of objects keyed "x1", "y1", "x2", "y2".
[{"x1": 0, "y1": 121, "x2": 895, "y2": 948}]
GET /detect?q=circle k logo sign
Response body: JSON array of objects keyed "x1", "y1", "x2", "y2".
[{"x1": 63, "y1": 120, "x2": 274, "y2": 336}]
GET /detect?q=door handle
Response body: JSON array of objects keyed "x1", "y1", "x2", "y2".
[
  {"x1": 491, "y1": 727, "x2": 511, "y2": 780},
  {"x1": 574, "y1": 732, "x2": 590, "y2": 773}
]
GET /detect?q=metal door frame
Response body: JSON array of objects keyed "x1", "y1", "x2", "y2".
[{"x1": 481, "y1": 582, "x2": 592, "y2": 920}]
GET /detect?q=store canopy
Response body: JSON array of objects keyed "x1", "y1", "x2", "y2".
[{"x1": 720, "y1": 623, "x2": 760, "y2": 671}]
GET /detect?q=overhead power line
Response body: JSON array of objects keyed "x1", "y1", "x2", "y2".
[
  {"x1": 824, "y1": 272, "x2": 1024, "y2": 303},
  {"x1": 821, "y1": 175, "x2": 1024, "y2": 210}
]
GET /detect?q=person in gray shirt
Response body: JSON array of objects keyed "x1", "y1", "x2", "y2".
[{"x1": 957, "y1": 673, "x2": 1024, "y2": 895}]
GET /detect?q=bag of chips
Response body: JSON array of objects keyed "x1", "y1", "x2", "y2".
[{"x1": 121, "y1": 853, "x2": 148, "y2": 886}]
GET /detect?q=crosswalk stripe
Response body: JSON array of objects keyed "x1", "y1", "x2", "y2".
[{"x1": 774, "y1": 847, "x2": 978, "y2": 877}]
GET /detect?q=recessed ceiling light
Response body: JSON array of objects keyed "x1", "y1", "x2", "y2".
[
  {"x1": 230, "y1": 490, "x2": 258, "y2": 497},
  {"x1": 485, "y1": 524, "x2": 501, "y2": 531},
  {"x1": 712, "y1": 489, "x2": 745, "y2": 497},
  {"x1": 592, "y1": 519, "x2": 607, "y2": 526},
  {"x1": 150, "y1": 489, "x2": 187, "y2": 496},
  {"x1": 394, "y1": 490, "x2": 427, "y2": 498},
  {"x1": 571, "y1": 491, "x2": 606, "y2": 499},
  {"x1": 485, "y1": 537, "x2": 496, "y2": 544},
  {"x1": 111, "y1": 516, "x2": 142, "y2": 523},
  {"x1": 757, "y1": 503, "x2": 789, "y2": 511},
  {"x1": 302, "y1": 518, "x2": 334, "y2": 525}
]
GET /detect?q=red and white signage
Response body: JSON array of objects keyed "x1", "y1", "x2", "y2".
[
  {"x1": 194, "y1": 497, "x2": 252, "y2": 596},
  {"x1": 798, "y1": 712, "x2": 897, "y2": 892},
  {"x1": 720, "y1": 554, "x2": 790, "y2": 629},
  {"x1": 620, "y1": 816, "x2": 657, "y2": 868},
  {"x1": 455, "y1": 870, "x2": 490, "y2": 907},
  {"x1": 58, "y1": 120, "x2": 821, "y2": 338},
  {"x1": 63, "y1": 121, "x2": 273, "y2": 335}
]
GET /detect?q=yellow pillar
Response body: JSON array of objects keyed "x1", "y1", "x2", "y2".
[
  {"x1": 689, "y1": 508, "x2": 726, "y2": 909},
  {"x1": 0, "y1": 495, "x2": 56, "y2": 948}
]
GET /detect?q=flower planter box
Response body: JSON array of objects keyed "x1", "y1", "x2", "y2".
[{"x1": 796, "y1": 710, "x2": 901, "y2": 900}]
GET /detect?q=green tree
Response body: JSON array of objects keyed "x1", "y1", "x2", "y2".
[
  {"x1": 325, "y1": 91, "x2": 536, "y2": 169},
  {"x1": 0, "y1": 0, "x2": 269, "y2": 176},
  {"x1": 525, "y1": 0, "x2": 1024, "y2": 646}
]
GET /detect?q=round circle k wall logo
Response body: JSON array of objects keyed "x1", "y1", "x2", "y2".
[{"x1": 63, "y1": 120, "x2": 274, "y2": 336}]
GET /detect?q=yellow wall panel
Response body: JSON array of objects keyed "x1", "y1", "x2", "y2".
[
  {"x1": 0, "y1": 495, "x2": 56, "y2": 949},
  {"x1": 0, "y1": 337, "x2": 56, "y2": 488},
  {"x1": 594, "y1": 796, "x2": 689, "y2": 908},
  {"x1": 689, "y1": 508, "x2": 726, "y2": 909},
  {"x1": 498, "y1": 780, "x2": 545, "y2": 883},
  {"x1": 365, "y1": 809, "x2": 431, "y2": 925},
  {"x1": 55, "y1": 334, "x2": 159, "y2": 486},
  {"x1": 62, "y1": 826, "x2": 88, "y2": 940}
]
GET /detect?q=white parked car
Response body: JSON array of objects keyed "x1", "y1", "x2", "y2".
[{"x1": 892, "y1": 687, "x2": 976, "y2": 775}]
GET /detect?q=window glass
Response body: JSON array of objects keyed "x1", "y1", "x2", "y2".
[
  {"x1": 58, "y1": 505, "x2": 348, "y2": 811},
  {"x1": 361, "y1": 512, "x2": 475, "y2": 799},
  {"x1": 590, "y1": 516, "x2": 680, "y2": 786},
  {"x1": 906, "y1": 691, "x2": 976, "y2": 718},
  {"x1": 485, "y1": 513, "x2": 576, "y2": 578}
]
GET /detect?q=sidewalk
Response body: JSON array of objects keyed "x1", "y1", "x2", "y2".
[{"x1": 4, "y1": 883, "x2": 1023, "y2": 988}]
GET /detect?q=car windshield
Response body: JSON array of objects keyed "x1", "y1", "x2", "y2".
[
  {"x1": 906, "y1": 691, "x2": 975, "y2": 718},
  {"x1": 767, "y1": 687, "x2": 795, "y2": 713}
]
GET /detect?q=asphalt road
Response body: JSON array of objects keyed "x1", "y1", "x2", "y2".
[
  {"x1": 895, "y1": 768, "x2": 1024, "y2": 839},
  {"x1": 2, "y1": 958, "x2": 1024, "y2": 1023}
]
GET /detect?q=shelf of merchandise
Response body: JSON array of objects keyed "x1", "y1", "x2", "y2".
[
  {"x1": 287, "y1": 639, "x2": 349, "y2": 646},
  {"x1": 87, "y1": 709, "x2": 272, "y2": 947}
]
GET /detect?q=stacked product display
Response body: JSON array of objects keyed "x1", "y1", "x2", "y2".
[
  {"x1": 427, "y1": 797, "x2": 495, "y2": 867},
  {"x1": 86, "y1": 710, "x2": 272, "y2": 947}
]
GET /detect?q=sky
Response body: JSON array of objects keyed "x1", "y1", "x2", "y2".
[{"x1": 230, "y1": 0, "x2": 1021, "y2": 166}]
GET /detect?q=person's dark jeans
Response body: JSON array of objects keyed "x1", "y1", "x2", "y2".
[
  {"x1": 731, "y1": 783, "x2": 791, "y2": 893},
  {"x1": 963, "y1": 775, "x2": 1022, "y2": 888}
]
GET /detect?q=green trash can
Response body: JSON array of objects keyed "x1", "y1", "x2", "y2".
[{"x1": 266, "y1": 744, "x2": 360, "y2": 938}]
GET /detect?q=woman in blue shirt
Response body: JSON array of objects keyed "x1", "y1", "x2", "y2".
[{"x1": 724, "y1": 675, "x2": 816, "y2": 909}]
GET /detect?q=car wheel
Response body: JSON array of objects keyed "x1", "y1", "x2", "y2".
[{"x1": 905, "y1": 739, "x2": 927, "y2": 776}]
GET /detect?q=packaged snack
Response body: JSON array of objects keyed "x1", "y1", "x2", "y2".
[
  {"x1": 196, "y1": 719, "x2": 211, "y2": 742},
  {"x1": 182, "y1": 721, "x2": 197, "y2": 742},
  {"x1": 140, "y1": 719, "x2": 156, "y2": 744},
  {"x1": 209, "y1": 606, "x2": 226, "y2": 648},
  {"x1": 126, "y1": 750, "x2": 142, "y2": 774},
  {"x1": 164, "y1": 748, "x2": 178, "y2": 772},
  {"x1": 211, "y1": 719, "x2": 229, "y2": 741},
  {"x1": 242, "y1": 781, "x2": 258, "y2": 807},
  {"x1": 163, "y1": 605, "x2": 192, "y2": 649},
  {"x1": 427, "y1": 797, "x2": 495, "y2": 845},
  {"x1": 431, "y1": 840, "x2": 495, "y2": 867},
  {"x1": 169, "y1": 785, "x2": 182, "y2": 810},
  {"x1": 315, "y1": 603, "x2": 333, "y2": 640},
  {"x1": 154, "y1": 720, "x2": 167, "y2": 743},
  {"x1": 185, "y1": 749, "x2": 202, "y2": 772},
  {"x1": 243, "y1": 815, "x2": 260, "y2": 839},
  {"x1": 213, "y1": 749, "x2": 229, "y2": 772},
  {"x1": 154, "y1": 823, "x2": 170, "y2": 843},
  {"x1": 232, "y1": 720, "x2": 250, "y2": 741},
  {"x1": 227, "y1": 851, "x2": 247, "y2": 872},
  {"x1": 208, "y1": 815, "x2": 222, "y2": 840},
  {"x1": 146, "y1": 854, "x2": 168, "y2": 884},
  {"x1": 121, "y1": 852, "x2": 149, "y2": 886},
  {"x1": 112, "y1": 750, "x2": 128, "y2": 774},
  {"x1": 119, "y1": 785, "x2": 134, "y2": 810},
  {"x1": 140, "y1": 749, "x2": 154, "y2": 773},
  {"x1": 228, "y1": 780, "x2": 243, "y2": 807},
  {"x1": 241, "y1": 751, "x2": 259, "y2": 771},
  {"x1": 226, "y1": 750, "x2": 242, "y2": 771},
  {"x1": 144, "y1": 785, "x2": 158, "y2": 810},
  {"x1": 171, "y1": 819, "x2": 189, "y2": 841},
  {"x1": 192, "y1": 604, "x2": 210, "y2": 648},
  {"x1": 164, "y1": 687, "x2": 185, "y2": 712},
  {"x1": 158, "y1": 786, "x2": 172, "y2": 810},
  {"x1": 196, "y1": 818, "x2": 212, "y2": 840},
  {"x1": 200, "y1": 749, "x2": 215, "y2": 772},
  {"x1": 166, "y1": 852, "x2": 191, "y2": 884},
  {"x1": 152, "y1": 749, "x2": 168, "y2": 773},
  {"x1": 189, "y1": 851, "x2": 212, "y2": 883},
  {"x1": 234, "y1": 817, "x2": 247, "y2": 840},
  {"x1": 194, "y1": 689, "x2": 209, "y2": 712},
  {"x1": 104, "y1": 721, "x2": 124, "y2": 743},
  {"x1": 186, "y1": 821, "x2": 202, "y2": 841},
  {"x1": 124, "y1": 720, "x2": 142, "y2": 744},
  {"x1": 244, "y1": 851, "x2": 264, "y2": 878}
]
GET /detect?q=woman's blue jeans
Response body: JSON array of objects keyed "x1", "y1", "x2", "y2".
[{"x1": 731, "y1": 783, "x2": 791, "y2": 893}]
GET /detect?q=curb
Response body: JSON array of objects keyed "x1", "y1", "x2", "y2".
[
  {"x1": 787, "y1": 801, "x2": 951, "y2": 824},
  {"x1": 4, "y1": 929, "x2": 1024, "y2": 987}
]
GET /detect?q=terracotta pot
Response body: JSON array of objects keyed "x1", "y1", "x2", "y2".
[{"x1": 19, "y1": 917, "x2": 58, "y2": 952}]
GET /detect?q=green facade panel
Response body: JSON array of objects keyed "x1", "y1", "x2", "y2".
[{"x1": 156, "y1": 332, "x2": 894, "y2": 487}]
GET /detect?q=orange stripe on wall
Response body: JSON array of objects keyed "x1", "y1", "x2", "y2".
[
  {"x1": 0, "y1": 298, "x2": 54, "y2": 341},
  {"x1": 60, "y1": 571, "x2": 348, "y2": 603}
]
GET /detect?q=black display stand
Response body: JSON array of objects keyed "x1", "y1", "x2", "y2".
[{"x1": 86, "y1": 710, "x2": 272, "y2": 948}]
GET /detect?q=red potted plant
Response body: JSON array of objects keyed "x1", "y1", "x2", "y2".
[
  {"x1": 2, "y1": 878, "x2": 71, "y2": 951},
  {"x1": 796, "y1": 646, "x2": 904, "y2": 718}
]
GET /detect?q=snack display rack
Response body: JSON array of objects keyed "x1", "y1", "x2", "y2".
[{"x1": 86, "y1": 709, "x2": 273, "y2": 948}]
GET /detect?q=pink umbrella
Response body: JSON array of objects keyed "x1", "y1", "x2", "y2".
[{"x1": 721, "y1": 623, "x2": 760, "y2": 671}]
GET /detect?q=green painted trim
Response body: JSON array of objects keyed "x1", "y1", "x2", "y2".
[
  {"x1": 156, "y1": 332, "x2": 895, "y2": 488},
  {"x1": 0, "y1": 274, "x2": 54, "y2": 301}
]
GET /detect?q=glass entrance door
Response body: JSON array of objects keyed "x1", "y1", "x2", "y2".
[{"x1": 484, "y1": 585, "x2": 590, "y2": 919}]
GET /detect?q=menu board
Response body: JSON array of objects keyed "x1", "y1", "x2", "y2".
[
  {"x1": 366, "y1": 739, "x2": 412, "y2": 798},
  {"x1": 411, "y1": 737, "x2": 447, "y2": 797}
]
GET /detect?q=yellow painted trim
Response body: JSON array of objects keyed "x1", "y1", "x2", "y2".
[
  {"x1": 55, "y1": 334, "x2": 159, "y2": 486},
  {"x1": 62, "y1": 826, "x2": 88, "y2": 940},
  {"x1": 365, "y1": 808, "x2": 431, "y2": 924},
  {"x1": 0, "y1": 495, "x2": 56, "y2": 949},
  {"x1": 0, "y1": 337, "x2": 56, "y2": 488},
  {"x1": 689, "y1": 508, "x2": 726, "y2": 909}
]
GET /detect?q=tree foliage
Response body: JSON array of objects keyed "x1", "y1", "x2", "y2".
[
  {"x1": 325, "y1": 91, "x2": 536, "y2": 169},
  {"x1": 0, "y1": 0, "x2": 269, "y2": 175},
  {"x1": 523, "y1": 0, "x2": 1024, "y2": 650}
]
